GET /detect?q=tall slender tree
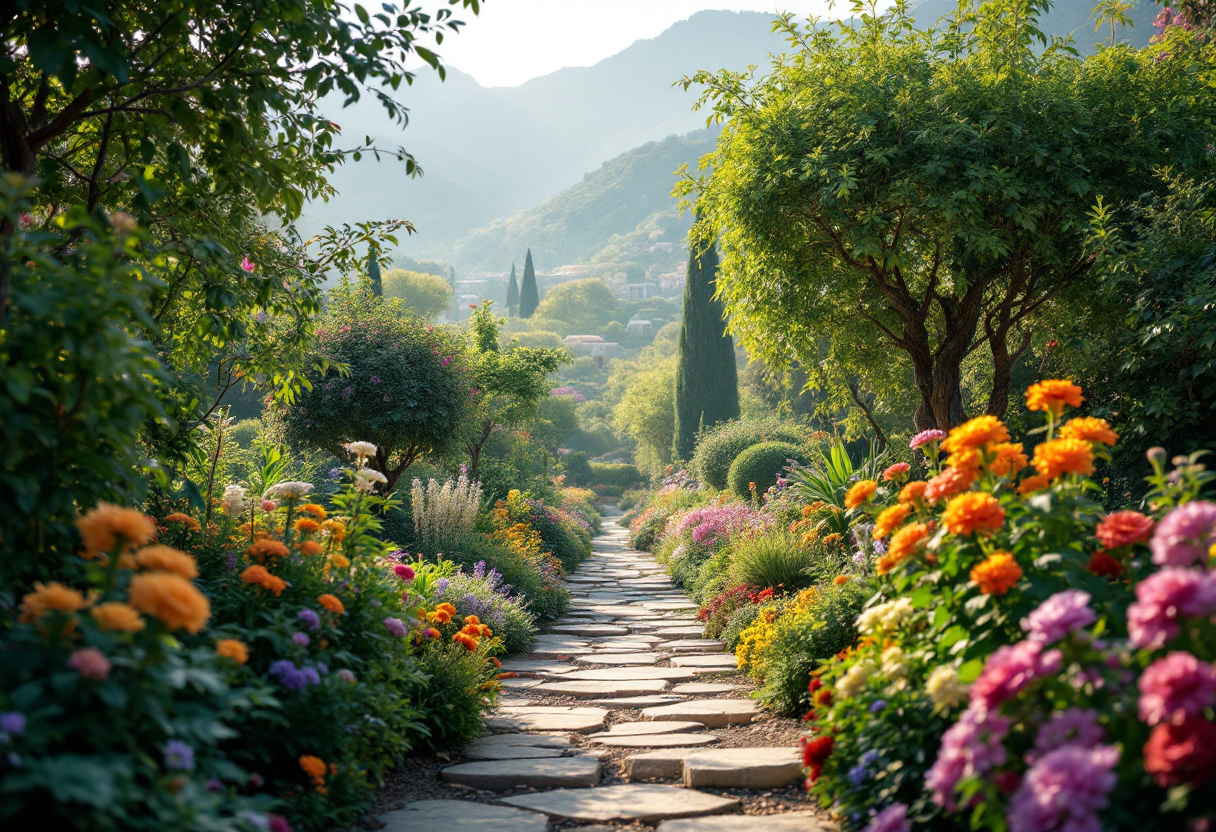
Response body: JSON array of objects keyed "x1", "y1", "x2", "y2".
[
  {"x1": 506, "y1": 263, "x2": 520, "y2": 317},
  {"x1": 367, "y1": 248, "x2": 382, "y2": 296},
  {"x1": 519, "y1": 249, "x2": 540, "y2": 318},
  {"x1": 673, "y1": 233, "x2": 739, "y2": 461}
]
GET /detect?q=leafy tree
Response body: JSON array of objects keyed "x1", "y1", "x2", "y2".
[
  {"x1": 278, "y1": 287, "x2": 470, "y2": 493},
  {"x1": 613, "y1": 356, "x2": 677, "y2": 475},
  {"x1": 506, "y1": 262, "x2": 520, "y2": 317},
  {"x1": 382, "y1": 268, "x2": 453, "y2": 319},
  {"x1": 367, "y1": 247, "x2": 383, "y2": 296},
  {"x1": 519, "y1": 249, "x2": 540, "y2": 318},
  {"x1": 680, "y1": 0, "x2": 1214, "y2": 430},
  {"x1": 463, "y1": 302, "x2": 566, "y2": 478},
  {"x1": 673, "y1": 235, "x2": 739, "y2": 460},
  {"x1": 533, "y1": 278, "x2": 618, "y2": 333}
]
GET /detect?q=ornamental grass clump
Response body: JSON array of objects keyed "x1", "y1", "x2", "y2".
[
  {"x1": 730, "y1": 530, "x2": 819, "y2": 593},
  {"x1": 410, "y1": 475, "x2": 482, "y2": 555}
]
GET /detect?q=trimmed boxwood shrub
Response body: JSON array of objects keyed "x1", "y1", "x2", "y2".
[
  {"x1": 726, "y1": 441, "x2": 805, "y2": 499},
  {"x1": 691, "y1": 417, "x2": 806, "y2": 490},
  {"x1": 588, "y1": 462, "x2": 644, "y2": 488}
]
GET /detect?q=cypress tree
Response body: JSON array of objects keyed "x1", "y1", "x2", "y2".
[
  {"x1": 367, "y1": 248, "x2": 382, "y2": 296},
  {"x1": 506, "y1": 263, "x2": 520, "y2": 317},
  {"x1": 673, "y1": 233, "x2": 739, "y2": 461},
  {"x1": 519, "y1": 249, "x2": 540, "y2": 318}
]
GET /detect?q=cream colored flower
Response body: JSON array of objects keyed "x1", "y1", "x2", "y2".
[
  {"x1": 835, "y1": 662, "x2": 872, "y2": 698},
  {"x1": 222, "y1": 484, "x2": 246, "y2": 516},
  {"x1": 926, "y1": 665, "x2": 969, "y2": 710},
  {"x1": 881, "y1": 645, "x2": 908, "y2": 681},
  {"x1": 354, "y1": 467, "x2": 388, "y2": 494},
  {"x1": 857, "y1": 598, "x2": 915, "y2": 635},
  {"x1": 344, "y1": 441, "x2": 378, "y2": 464},
  {"x1": 265, "y1": 481, "x2": 314, "y2": 501}
]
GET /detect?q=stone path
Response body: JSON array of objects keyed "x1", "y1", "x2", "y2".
[{"x1": 377, "y1": 511, "x2": 833, "y2": 832}]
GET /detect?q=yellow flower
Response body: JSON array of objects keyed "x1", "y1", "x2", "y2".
[
  {"x1": 844, "y1": 480, "x2": 878, "y2": 509},
  {"x1": 128, "y1": 572, "x2": 211, "y2": 634},
  {"x1": 971, "y1": 551, "x2": 1022, "y2": 596},
  {"x1": 76, "y1": 503, "x2": 156, "y2": 558},
  {"x1": 1026, "y1": 379, "x2": 1083, "y2": 416},
  {"x1": 19, "y1": 582, "x2": 89, "y2": 623},
  {"x1": 91, "y1": 602, "x2": 145, "y2": 633},
  {"x1": 216, "y1": 638, "x2": 249, "y2": 665},
  {"x1": 941, "y1": 415, "x2": 1010, "y2": 455},
  {"x1": 320, "y1": 519, "x2": 346, "y2": 542},
  {"x1": 874, "y1": 504, "x2": 912, "y2": 540},
  {"x1": 330, "y1": 553, "x2": 350, "y2": 569},
  {"x1": 294, "y1": 517, "x2": 321, "y2": 534},
  {"x1": 134, "y1": 545, "x2": 199, "y2": 579},
  {"x1": 1059, "y1": 417, "x2": 1118, "y2": 447},
  {"x1": 942, "y1": 492, "x2": 1005, "y2": 537},
  {"x1": 1032, "y1": 437, "x2": 1095, "y2": 480},
  {"x1": 299, "y1": 503, "x2": 328, "y2": 519}
]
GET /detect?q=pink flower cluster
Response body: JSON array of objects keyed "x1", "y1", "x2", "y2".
[
  {"x1": 1020, "y1": 590, "x2": 1096, "y2": 645},
  {"x1": 1007, "y1": 743, "x2": 1120, "y2": 832},
  {"x1": 1127, "y1": 567, "x2": 1216, "y2": 649},
  {"x1": 1029, "y1": 708, "x2": 1105, "y2": 763},
  {"x1": 864, "y1": 803, "x2": 911, "y2": 832},
  {"x1": 1138, "y1": 651, "x2": 1216, "y2": 726},
  {"x1": 910, "y1": 429, "x2": 946, "y2": 450},
  {"x1": 926, "y1": 707, "x2": 1010, "y2": 809},
  {"x1": 1150, "y1": 501, "x2": 1216, "y2": 567},
  {"x1": 676, "y1": 504, "x2": 769, "y2": 548},
  {"x1": 970, "y1": 640, "x2": 1063, "y2": 712}
]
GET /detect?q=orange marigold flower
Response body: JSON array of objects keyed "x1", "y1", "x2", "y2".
[
  {"x1": 134, "y1": 545, "x2": 199, "y2": 579},
  {"x1": 90, "y1": 602, "x2": 145, "y2": 633},
  {"x1": 490, "y1": 656, "x2": 502, "y2": 668},
  {"x1": 329, "y1": 553, "x2": 350, "y2": 569},
  {"x1": 128, "y1": 572, "x2": 211, "y2": 634},
  {"x1": 241, "y1": 565, "x2": 287, "y2": 596},
  {"x1": 318, "y1": 594, "x2": 345, "y2": 614},
  {"x1": 833, "y1": 575, "x2": 850, "y2": 585},
  {"x1": 945, "y1": 448, "x2": 982, "y2": 473},
  {"x1": 942, "y1": 493, "x2": 1005, "y2": 537},
  {"x1": 460, "y1": 623, "x2": 483, "y2": 637},
  {"x1": 436, "y1": 602, "x2": 457, "y2": 616},
  {"x1": 299, "y1": 540, "x2": 325, "y2": 556},
  {"x1": 1017, "y1": 473, "x2": 1053, "y2": 495},
  {"x1": 876, "y1": 553, "x2": 904, "y2": 576},
  {"x1": 942, "y1": 415, "x2": 1010, "y2": 454},
  {"x1": 898, "y1": 481, "x2": 928, "y2": 506},
  {"x1": 821, "y1": 533, "x2": 842, "y2": 546},
  {"x1": 464, "y1": 615, "x2": 482, "y2": 626},
  {"x1": 874, "y1": 504, "x2": 912, "y2": 540},
  {"x1": 294, "y1": 517, "x2": 321, "y2": 534},
  {"x1": 432, "y1": 608, "x2": 453, "y2": 624},
  {"x1": 1095, "y1": 510, "x2": 1154, "y2": 550},
  {"x1": 299, "y1": 755, "x2": 327, "y2": 785},
  {"x1": 216, "y1": 638, "x2": 249, "y2": 665},
  {"x1": 453, "y1": 632, "x2": 479, "y2": 651},
  {"x1": 163, "y1": 512, "x2": 202, "y2": 532},
  {"x1": 320, "y1": 519, "x2": 346, "y2": 542},
  {"x1": 970, "y1": 551, "x2": 1022, "y2": 596},
  {"x1": 1032, "y1": 437, "x2": 1095, "y2": 480},
  {"x1": 844, "y1": 480, "x2": 878, "y2": 509},
  {"x1": 1026, "y1": 379, "x2": 1083, "y2": 416},
  {"x1": 989, "y1": 443, "x2": 1029, "y2": 478},
  {"x1": 299, "y1": 503, "x2": 328, "y2": 519},
  {"x1": 76, "y1": 502, "x2": 156, "y2": 558},
  {"x1": 888, "y1": 522, "x2": 931, "y2": 564},
  {"x1": 19, "y1": 581, "x2": 89, "y2": 623},
  {"x1": 246, "y1": 539, "x2": 289, "y2": 562},
  {"x1": 924, "y1": 466, "x2": 977, "y2": 503},
  {"x1": 1059, "y1": 417, "x2": 1119, "y2": 447}
]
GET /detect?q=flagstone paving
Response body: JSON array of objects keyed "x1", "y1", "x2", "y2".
[{"x1": 372, "y1": 511, "x2": 826, "y2": 831}]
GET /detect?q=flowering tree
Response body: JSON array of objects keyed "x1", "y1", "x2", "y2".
[{"x1": 680, "y1": 0, "x2": 1214, "y2": 430}]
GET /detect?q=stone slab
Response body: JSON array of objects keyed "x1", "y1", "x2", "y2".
[
  {"x1": 485, "y1": 706, "x2": 608, "y2": 734},
  {"x1": 463, "y1": 744, "x2": 568, "y2": 761},
  {"x1": 642, "y1": 700, "x2": 760, "y2": 727},
  {"x1": 586, "y1": 695, "x2": 686, "y2": 709},
  {"x1": 625, "y1": 748, "x2": 700, "y2": 781},
  {"x1": 379, "y1": 800, "x2": 547, "y2": 832},
  {"x1": 499, "y1": 659, "x2": 577, "y2": 676},
  {"x1": 468, "y1": 733, "x2": 572, "y2": 749},
  {"x1": 681, "y1": 747, "x2": 804, "y2": 789},
  {"x1": 534, "y1": 680, "x2": 670, "y2": 699},
  {"x1": 656, "y1": 812, "x2": 833, "y2": 832},
  {"x1": 590, "y1": 733, "x2": 720, "y2": 749},
  {"x1": 440, "y1": 756, "x2": 601, "y2": 790},
  {"x1": 650, "y1": 626, "x2": 705, "y2": 637},
  {"x1": 500, "y1": 784, "x2": 740, "y2": 823},
  {"x1": 563, "y1": 667, "x2": 699, "y2": 683},
  {"x1": 668, "y1": 655, "x2": 739, "y2": 670},
  {"x1": 671, "y1": 682, "x2": 745, "y2": 695},
  {"x1": 550, "y1": 624, "x2": 630, "y2": 636},
  {"x1": 499, "y1": 677, "x2": 545, "y2": 690},
  {"x1": 575, "y1": 652, "x2": 662, "y2": 666},
  {"x1": 599, "y1": 721, "x2": 707, "y2": 736}
]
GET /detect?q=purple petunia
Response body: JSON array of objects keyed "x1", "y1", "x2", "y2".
[
  {"x1": 163, "y1": 740, "x2": 195, "y2": 771},
  {"x1": 970, "y1": 640, "x2": 1063, "y2": 712},
  {"x1": 384, "y1": 617, "x2": 408, "y2": 638},
  {"x1": 1020, "y1": 590, "x2": 1096, "y2": 644},
  {"x1": 0, "y1": 712, "x2": 25, "y2": 738},
  {"x1": 926, "y1": 706, "x2": 1010, "y2": 810},
  {"x1": 1007, "y1": 743, "x2": 1120, "y2": 832},
  {"x1": 864, "y1": 803, "x2": 911, "y2": 832},
  {"x1": 1030, "y1": 708, "x2": 1106, "y2": 762},
  {"x1": 298, "y1": 608, "x2": 321, "y2": 630},
  {"x1": 292, "y1": 632, "x2": 310, "y2": 647},
  {"x1": 269, "y1": 659, "x2": 321, "y2": 691}
]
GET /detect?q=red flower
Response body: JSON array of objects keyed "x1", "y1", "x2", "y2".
[
  {"x1": 1144, "y1": 714, "x2": 1216, "y2": 787},
  {"x1": 1088, "y1": 551, "x2": 1124, "y2": 579},
  {"x1": 808, "y1": 678, "x2": 824, "y2": 694},
  {"x1": 1095, "y1": 510, "x2": 1154, "y2": 550},
  {"x1": 802, "y1": 735, "x2": 835, "y2": 781}
]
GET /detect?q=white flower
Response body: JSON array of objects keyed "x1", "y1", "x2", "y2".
[
  {"x1": 222, "y1": 484, "x2": 246, "y2": 516},
  {"x1": 835, "y1": 662, "x2": 872, "y2": 698},
  {"x1": 264, "y1": 481, "x2": 314, "y2": 501},
  {"x1": 857, "y1": 597, "x2": 915, "y2": 636},
  {"x1": 344, "y1": 441, "x2": 378, "y2": 464},
  {"x1": 881, "y1": 645, "x2": 908, "y2": 681},
  {"x1": 354, "y1": 467, "x2": 388, "y2": 493},
  {"x1": 925, "y1": 665, "x2": 969, "y2": 710}
]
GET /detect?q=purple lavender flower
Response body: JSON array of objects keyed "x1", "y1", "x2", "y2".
[
  {"x1": 384, "y1": 617, "x2": 408, "y2": 638},
  {"x1": 872, "y1": 539, "x2": 888, "y2": 555},
  {"x1": 0, "y1": 713, "x2": 25, "y2": 738},
  {"x1": 292, "y1": 632, "x2": 310, "y2": 647},
  {"x1": 269, "y1": 659, "x2": 309, "y2": 691},
  {"x1": 869, "y1": 699, "x2": 887, "y2": 713},
  {"x1": 163, "y1": 740, "x2": 195, "y2": 771},
  {"x1": 498, "y1": 584, "x2": 513, "y2": 597},
  {"x1": 1030, "y1": 708, "x2": 1105, "y2": 762},
  {"x1": 298, "y1": 608, "x2": 321, "y2": 630},
  {"x1": 926, "y1": 706, "x2": 1010, "y2": 810},
  {"x1": 226, "y1": 552, "x2": 237, "y2": 572},
  {"x1": 473, "y1": 560, "x2": 486, "y2": 578},
  {"x1": 300, "y1": 666, "x2": 321, "y2": 686},
  {"x1": 1020, "y1": 590, "x2": 1096, "y2": 644},
  {"x1": 864, "y1": 804, "x2": 911, "y2": 832},
  {"x1": 316, "y1": 663, "x2": 328, "y2": 676},
  {"x1": 486, "y1": 567, "x2": 502, "y2": 588},
  {"x1": 435, "y1": 578, "x2": 448, "y2": 596},
  {"x1": 1150, "y1": 501, "x2": 1216, "y2": 566},
  {"x1": 1007, "y1": 743, "x2": 1120, "y2": 832},
  {"x1": 328, "y1": 467, "x2": 344, "y2": 481}
]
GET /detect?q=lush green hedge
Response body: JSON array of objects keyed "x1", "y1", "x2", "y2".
[
  {"x1": 692, "y1": 418, "x2": 807, "y2": 490},
  {"x1": 588, "y1": 462, "x2": 644, "y2": 488},
  {"x1": 727, "y1": 441, "x2": 806, "y2": 498}
]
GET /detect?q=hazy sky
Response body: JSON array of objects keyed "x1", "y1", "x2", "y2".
[{"x1": 430, "y1": 1, "x2": 831, "y2": 87}]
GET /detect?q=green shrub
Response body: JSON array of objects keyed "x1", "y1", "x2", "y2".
[
  {"x1": 437, "y1": 570, "x2": 537, "y2": 655},
  {"x1": 588, "y1": 462, "x2": 644, "y2": 488},
  {"x1": 692, "y1": 417, "x2": 806, "y2": 490},
  {"x1": 723, "y1": 602, "x2": 763, "y2": 650},
  {"x1": 448, "y1": 536, "x2": 569, "y2": 624},
  {"x1": 413, "y1": 641, "x2": 501, "y2": 749},
  {"x1": 563, "y1": 451, "x2": 592, "y2": 485},
  {"x1": 726, "y1": 441, "x2": 806, "y2": 499},
  {"x1": 729, "y1": 530, "x2": 817, "y2": 592}
]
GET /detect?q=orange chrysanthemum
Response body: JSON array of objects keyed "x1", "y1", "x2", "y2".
[
  {"x1": 844, "y1": 480, "x2": 879, "y2": 509},
  {"x1": 19, "y1": 582, "x2": 89, "y2": 623},
  {"x1": 988, "y1": 443, "x2": 1029, "y2": 478},
  {"x1": 299, "y1": 504, "x2": 328, "y2": 519},
  {"x1": 329, "y1": 553, "x2": 350, "y2": 569},
  {"x1": 924, "y1": 466, "x2": 977, "y2": 503},
  {"x1": 134, "y1": 545, "x2": 199, "y2": 579},
  {"x1": 1059, "y1": 417, "x2": 1119, "y2": 447},
  {"x1": 318, "y1": 594, "x2": 345, "y2": 614},
  {"x1": 833, "y1": 575, "x2": 850, "y2": 585},
  {"x1": 76, "y1": 503, "x2": 156, "y2": 558},
  {"x1": 822, "y1": 533, "x2": 842, "y2": 546},
  {"x1": 90, "y1": 602, "x2": 145, "y2": 633},
  {"x1": 1026, "y1": 379, "x2": 1083, "y2": 416},
  {"x1": 942, "y1": 493, "x2": 1005, "y2": 537},
  {"x1": 216, "y1": 638, "x2": 249, "y2": 665},
  {"x1": 241, "y1": 565, "x2": 287, "y2": 596},
  {"x1": 464, "y1": 615, "x2": 482, "y2": 627},
  {"x1": 945, "y1": 448, "x2": 982, "y2": 473},
  {"x1": 874, "y1": 504, "x2": 912, "y2": 540},
  {"x1": 1017, "y1": 473, "x2": 1053, "y2": 495},
  {"x1": 942, "y1": 415, "x2": 1011, "y2": 455},
  {"x1": 299, "y1": 540, "x2": 325, "y2": 556},
  {"x1": 320, "y1": 519, "x2": 346, "y2": 542},
  {"x1": 970, "y1": 552, "x2": 1022, "y2": 596},
  {"x1": 246, "y1": 539, "x2": 289, "y2": 562},
  {"x1": 453, "y1": 632, "x2": 479, "y2": 651},
  {"x1": 1032, "y1": 437, "x2": 1095, "y2": 480},
  {"x1": 128, "y1": 572, "x2": 211, "y2": 634},
  {"x1": 163, "y1": 512, "x2": 202, "y2": 532},
  {"x1": 898, "y1": 481, "x2": 928, "y2": 506},
  {"x1": 294, "y1": 517, "x2": 321, "y2": 534},
  {"x1": 887, "y1": 522, "x2": 931, "y2": 566},
  {"x1": 299, "y1": 755, "x2": 327, "y2": 786}
]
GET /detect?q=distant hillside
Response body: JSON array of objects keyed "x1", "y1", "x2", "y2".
[{"x1": 451, "y1": 130, "x2": 718, "y2": 273}]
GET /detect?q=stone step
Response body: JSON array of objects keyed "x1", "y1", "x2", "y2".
[
  {"x1": 500, "y1": 784, "x2": 740, "y2": 823},
  {"x1": 624, "y1": 746, "x2": 802, "y2": 788},
  {"x1": 533, "y1": 679, "x2": 670, "y2": 699},
  {"x1": 439, "y1": 756, "x2": 602, "y2": 790},
  {"x1": 563, "y1": 667, "x2": 699, "y2": 683},
  {"x1": 588, "y1": 733, "x2": 720, "y2": 748},
  {"x1": 668, "y1": 655, "x2": 739, "y2": 670},
  {"x1": 596, "y1": 720, "x2": 707, "y2": 737},
  {"x1": 575, "y1": 652, "x2": 662, "y2": 666},
  {"x1": 642, "y1": 699, "x2": 761, "y2": 727},
  {"x1": 672, "y1": 682, "x2": 744, "y2": 695},
  {"x1": 585, "y1": 695, "x2": 686, "y2": 709},
  {"x1": 486, "y1": 705, "x2": 608, "y2": 734},
  {"x1": 378, "y1": 800, "x2": 547, "y2": 832},
  {"x1": 656, "y1": 812, "x2": 834, "y2": 832}
]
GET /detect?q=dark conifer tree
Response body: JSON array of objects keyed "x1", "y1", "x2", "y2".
[
  {"x1": 506, "y1": 263, "x2": 520, "y2": 317},
  {"x1": 519, "y1": 249, "x2": 540, "y2": 318},
  {"x1": 673, "y1": 234, "x2": 739, "y2": 461},
  {"x1": 367, "y1": 248, "x2": 382, "y2": 296}
]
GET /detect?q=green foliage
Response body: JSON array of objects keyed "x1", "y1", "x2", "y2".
[
  {"x1": 519, "y1": 250, "x2": 540, "y2": 318},
  {"x1": 789, "y1": 440, "x2": 885, "y2": 536},
  {"x1": 436, "y1": 571, "x2": 538, "y2": 656},
  {"x1": 367, "y1": 249, "x2": 383, "y2": 296},
  {"x1": 413, "y1": 641, "x2": 501, "y2": 750},
  {"x1": 532, "y1": 278, "x2": 619, "y2": 334},
  {"x1": 382, "y1": 269, "x2": 452, "y2": 319},
  {"x1": 0, "y1": 183, "x2": 165, "y2": 586},
  {"x1": 727, "y1": 441, "x2": 805, "y2": 499},
  {"x1": 729, "y1": 531, "x2": 817, "y2": 592},
  {"x1": 277, "y1": 288, "x2": 470, "y2": 493},
  {"x1": 588, "y1": 463, "x2": 644, "y2": 489},
  {"x1": 673, "y1": 236, "x2": 739, "y2": 460},
  {"x1": 506, "y1": 263, "x2": 520, "y2": 317},
  {"x1": 453, "y1": 536, "x2": 570, "y2": 623},
  {"x1": 691, "y1": 417, "x2": 807, "y2": 490},
  {"x1": 681, "y1": 0, "x2": 1215, "y2": 430}
]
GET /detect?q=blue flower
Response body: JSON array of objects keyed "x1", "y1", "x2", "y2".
[
  {"x1": 292, "y1": 632, "x2": 310, "y2": 647},
  {"x1": 869, "y1": 699, "x2": 888, "y2": 713},
  {"x1": 163, "y1": 740, "x2": 195, "y2": 771},
  {"x1": 297, "y1": 608, "x2": 321, "y2": 630}
]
